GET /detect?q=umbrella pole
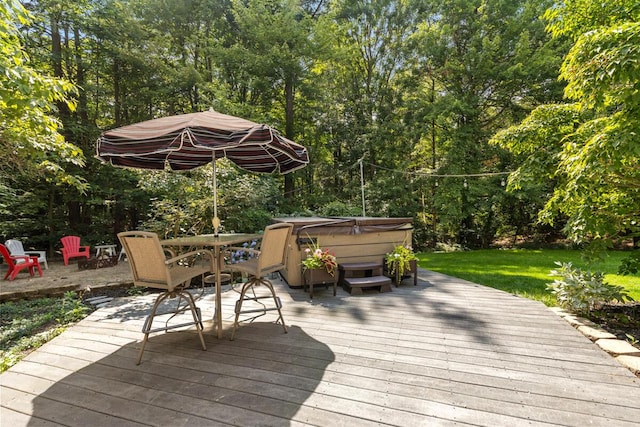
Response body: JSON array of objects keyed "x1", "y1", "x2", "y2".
[{"x1": 212, "y1": 159, "x2": 221, "y2": 236}]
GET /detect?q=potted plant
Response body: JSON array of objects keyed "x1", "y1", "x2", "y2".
[
  {"x1": 301, "y1": 242, "x2": 338, "y2": 298},
  {"x1": 385, "y1": 243, "x2": 418, "y2": 286}
]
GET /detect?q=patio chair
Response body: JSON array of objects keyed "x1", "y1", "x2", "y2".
[
  {"x1": 60, "y1": 235, "x2": 91, "y2": 265},
  {"x1": 0, "y1": 244, "x2": 43, "y2": 280},
  {"x1": 118, "y1": 231, "x2": 214, "y2": 365},
  {"x1": 225, "y1": 223, "x2": 293, "y2": 340},
  {"x1": 5, "y1": 239, "x2": 48, "y2": 269}
]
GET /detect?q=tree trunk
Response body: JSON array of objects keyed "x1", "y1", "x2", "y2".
[
  {"x1": 74, "y1": 28, "x2": 89, "y2": 129},
  {"x1": 284, "y1": 75, "x2": 295, "y2": 201},
  {"x1": 113, "y1": 59, "x2": 122, "y2": 126},
  {"x1": 51, "y1": 16, "x2": 70, "y2": 127}
]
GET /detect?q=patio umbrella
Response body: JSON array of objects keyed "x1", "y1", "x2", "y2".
[{"x1": 96, "y1": 109, "x2": 309, "y2": 234}]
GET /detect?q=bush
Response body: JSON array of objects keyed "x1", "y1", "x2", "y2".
[
  {"x1": 546, "y1": 262, "x2": 633, "y2": 314},
  {"x1": 619, "y1": 251, "x2": 640, "y2": 275}
]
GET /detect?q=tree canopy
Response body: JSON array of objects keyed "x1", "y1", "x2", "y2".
[
  {"x1": 1, "y1": 0, "x2": 636, "y2": 267},
  {"x1": 0, "y1": 0, "x2": 84, "y2": 189},
  {"x1": 492, "y1": 0, "x2": 640, "y2": 255}
]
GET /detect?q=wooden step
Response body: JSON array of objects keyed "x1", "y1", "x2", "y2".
[
  {"x1": 343, "y1": 276, "x2": 392, "y2": 295},
  {"x1": 339, "y1": 262, "x2": 383, "y2": 272}
]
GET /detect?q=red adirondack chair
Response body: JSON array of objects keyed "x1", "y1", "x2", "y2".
[
  {"x1": 60, "y1": 236, "x2": 90, "y2": 265},
  {"x1": 0, "y1": 244, "x2": 43, "y2": 280}
]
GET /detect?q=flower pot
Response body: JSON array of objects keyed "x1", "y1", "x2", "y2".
[
  {"x1": 303, "y1": 268, "x2": 337, "y2": 299},
  {"x1": 384, "y1": 258, "x2": 418, "y2": 287}
]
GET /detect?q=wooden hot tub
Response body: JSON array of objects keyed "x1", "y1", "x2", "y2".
[{"x1": 271, "y1": 217, "x2": 413, "y2": 288}]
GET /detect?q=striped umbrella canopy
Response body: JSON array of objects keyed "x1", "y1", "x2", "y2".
[{"x1": 96, "y1": 109, "x2": 309, "y2": 234}]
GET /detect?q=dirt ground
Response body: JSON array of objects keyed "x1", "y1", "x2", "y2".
[
  {"x1": 0, "y1": 259, "x2": 133, "y2": 301},
  {"x1": 587, "y1": 302, "x2": 640, "y2": 347}
]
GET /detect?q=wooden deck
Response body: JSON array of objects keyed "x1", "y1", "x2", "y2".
[{"x1": 2, "y1": 269, "x2": 639, "y2": 426}]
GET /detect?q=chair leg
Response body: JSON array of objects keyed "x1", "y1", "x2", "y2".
[
  {"x1": 177, "y1": 290, "x2": 207, "y2": 352},
  {"x1": 137, "y1": 289, "x2": 206, "y2": 365},
  {"x1": 137, "y1": 291, "x2": 170, "y2": 365},
  {"x1": 260, "y1": 278, "x2": 287, "y2": 334},
  {"x1": 230, "y1": 278, "x2": 287, "y2": 341},
  {"x1": 32, "y1": 260, "x2": 42, "y2": 277},
  {"x1": 230, "y1": 280, "x2": 252, "y2": 341}
]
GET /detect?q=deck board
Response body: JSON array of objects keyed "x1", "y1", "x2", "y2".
[{"x1": 2, "y1": 269, "x2": 639, "y2": 426}]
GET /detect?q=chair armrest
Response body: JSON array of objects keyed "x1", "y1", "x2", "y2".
[
  {"x1": 24, "y1": 251, "x2": 46, "y2": 258},
  {"x1": 10, "y1": 255, "x2": 31, "y2": 262},
  {"x1": 165, "y1": 249, "x2": 215, "y2": 268}
]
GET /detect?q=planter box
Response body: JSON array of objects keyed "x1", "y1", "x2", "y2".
[
  {"x1": 273, "y1": 216, "x2": 413, "y2": 288},
  {"x1": 383, "y1": 258, "x2": 418, "y2": 287},
  {"x1": 303, "y1": 268, "x2": 337, "y2": 299}
]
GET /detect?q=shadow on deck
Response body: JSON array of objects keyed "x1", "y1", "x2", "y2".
[{"x1": 2, "y1": 269, "x2": 640, "y2": 426}]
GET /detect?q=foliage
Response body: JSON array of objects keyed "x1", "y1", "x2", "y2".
[
  {"x1": 317, "y1": 201, "x2": 363, "y2": 217},
  {"x1": 0, "y1": 0, "x2": 85, "y2": 190},
  {"x1": 229, "y1": 240, "x2": 258, "y2": 264},
  {"x1": 385, "y1": 243, "x2": 417, "y2": 278},
  {"x1": 137, "y1": 161, "x2": 282, "y2": 237},
  {"x1": 546, "y1": 262, "x2": 633, "y2": 314},
  {"x1": 138, "y1": 169, "x2": 214, "y2": 238},
  {"x1": 126, "y1": 286, "x2": 147, "y2": 297},
  {"x1": 406, "y1": 0, "x2": 564, "y2": 246},
  {"x1": 57, "y1": 291, "x2": 90, "y2": 323},
  {"x1": 0, "y1": 291, "x2": 91, "y2": 372},
  {"x1": 493, "y1": 0, "x2": 640, "y2": 261},
  {"x1": 301, "y1": 241, "x2": 338, "y2": 276},
  {"x1": 2, "y1": 0, "x2": 587, "y2": 252},
  {"x1": 619, "y1": 252, "x2": 640, "y2": 276}
]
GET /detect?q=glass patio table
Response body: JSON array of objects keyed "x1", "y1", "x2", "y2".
[{"x1": 161, "y1": 233, "x2": 260, "y2": 339}]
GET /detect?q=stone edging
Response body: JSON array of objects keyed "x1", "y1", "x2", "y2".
[{"x1": 548, "y1": 307, "x2": 640, "y2": 376}]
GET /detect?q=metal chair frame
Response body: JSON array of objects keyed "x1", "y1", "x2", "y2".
[
  {"x1": 118, "y1": 231, "x2": 214, "y2": 364},
  {"x1": 226, "y1": 223, "x2": 293, "y2": 340}
]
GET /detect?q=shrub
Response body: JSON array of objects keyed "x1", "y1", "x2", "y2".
[
  {"x1": 546, "y1": 262, "x2": 633, "y2": 314},
  {"x1": 619, "y1": 251, "x2": 640, "y2": 275}
]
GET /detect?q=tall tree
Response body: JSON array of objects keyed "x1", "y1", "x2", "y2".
[
  {"x1": 492, "y1": 0, "x2": 640, "y2": 256},
  {"x1": 315, "y1": 0, "x2": 420, "y2": 214},
  {"x1": 0, "y1": 0, "x2": 83, "y2": 188},
  {"x1": 223, "y1": 0, "x2": 316, "y2": 203},
  {"x1": 410, "y1": 0, "x2": 564, "y2": 246},
  {"x1": 0, "y1": 0, "x2": 87, "y2": 252}
]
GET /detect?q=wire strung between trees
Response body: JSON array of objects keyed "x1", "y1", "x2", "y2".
[{"x1": 363, "y1": 161, "x2": 513, "y2": 178}]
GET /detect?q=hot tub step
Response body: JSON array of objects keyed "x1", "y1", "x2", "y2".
[{"x1": 344, "y1": 276, "x2": 392, "y2": 295}]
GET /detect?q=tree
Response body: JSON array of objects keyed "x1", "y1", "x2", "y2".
[
  {"x1": 311, "y1": 0, "x2": 421, "y2": 216},
  {"x1": 223, "y1": 0, "x2": 316, "y2": 203},
  {"x1": 0, "y1": 0, "x2": 88, "y2": 252},
  {"x1": 408, "y1": 0, "x2": 564, "y2": 246},
  {"x1": 0, "y1": 0, "x2": 84, "y2": 190},
  {"x1": 492, "y1": 0, "x2": 640, "y2": 256}
]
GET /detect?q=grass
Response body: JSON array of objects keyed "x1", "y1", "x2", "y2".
[{"x1": 418, "y1": 249, "x2": 640, "y2": 307}]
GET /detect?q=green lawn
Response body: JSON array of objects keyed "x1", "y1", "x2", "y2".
[{"x1": 418, "y1": 249, "x2": 640, "y2": 307}]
